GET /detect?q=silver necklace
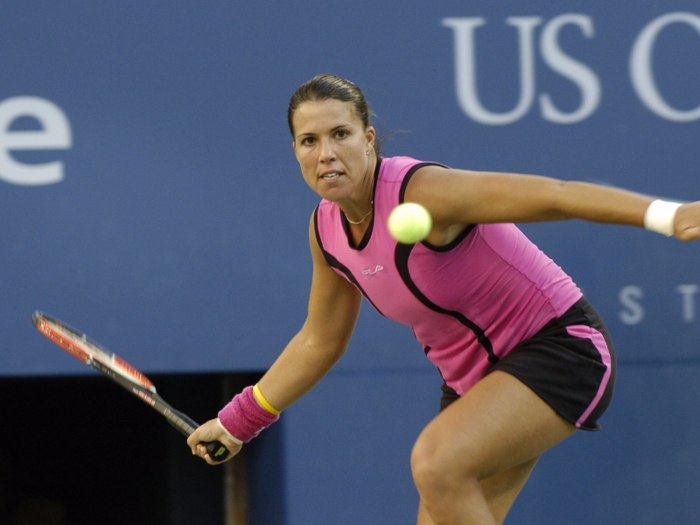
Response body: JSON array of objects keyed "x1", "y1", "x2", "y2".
[{"x1": 345, "y1": 201, "x2": 374, "y2": 225}]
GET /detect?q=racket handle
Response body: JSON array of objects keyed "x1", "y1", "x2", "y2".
[{"x1": 204, "y1": 440, "x2": 230, "y2": 462}]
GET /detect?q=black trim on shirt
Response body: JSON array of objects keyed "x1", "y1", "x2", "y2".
[
  {"x1": 340, "y1": 158, "x2": 382, "y2": 250},
  {"x1": 399, "y1": 162, "x2": 477, "y2": 253},
  {"x1": 394, "y1": 241, "x2": 499, "y2": 364},
  {"x1": 313, "y1": 206, "x2": 386, "y2": 317},
  {"x1": 423, "y1": 224, "x2": 477, "y2": 252},
  {"x1": 398, "y1": 162, "x2": 445, "y2": 202}
]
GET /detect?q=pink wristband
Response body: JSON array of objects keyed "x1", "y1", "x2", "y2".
[{"x1": 218, "y1": 386, "x2": 280, "y2": 443}]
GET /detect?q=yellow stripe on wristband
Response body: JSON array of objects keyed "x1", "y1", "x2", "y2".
[{"x1": 253, "y1": 383, "x2": 281, "y2": 415}]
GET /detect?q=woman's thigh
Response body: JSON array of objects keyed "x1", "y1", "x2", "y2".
[{"x1": 412, "y1": 370, "x2": 577, "y2": 488}]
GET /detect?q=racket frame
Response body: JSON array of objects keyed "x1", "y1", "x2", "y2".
[{"x1": 32, "y1": 311, "x2": 229, "y2": 461}]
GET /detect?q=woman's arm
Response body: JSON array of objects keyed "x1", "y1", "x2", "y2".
[
  {"x1": 254, "y1": 214, "x2": 363, "y2": 411},
  {"x1": 188, "y1": 213, "x2": 362, "y2": 462},
  {"x1": 406, "y1": 165, "x2": 700, "y2": 241}
]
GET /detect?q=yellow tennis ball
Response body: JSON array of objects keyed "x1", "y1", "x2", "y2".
[{"x1": 388, "y1": 203, "x2": 432, "y2": 244}]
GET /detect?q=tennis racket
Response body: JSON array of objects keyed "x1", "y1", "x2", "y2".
[{"x1": 32, "y1": 310, "x2": 230, "y2": 462}]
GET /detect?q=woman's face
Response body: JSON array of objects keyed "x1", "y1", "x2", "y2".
[{"x1": 292, "y1": 98, "x2": 375, "y2": 203}]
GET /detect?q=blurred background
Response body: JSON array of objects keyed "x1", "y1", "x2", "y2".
[{"x1": 1, "y1": 1, "x2": 699, "y2": 523}]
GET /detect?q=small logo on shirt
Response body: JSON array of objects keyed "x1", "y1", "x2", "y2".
[{"x1": 362, "y1": 265, "x2": 384, "y2": 276}]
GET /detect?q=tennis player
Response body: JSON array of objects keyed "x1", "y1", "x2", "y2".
[{"x1": 188, "y1": 74, "x2": 700, "y2": 525}]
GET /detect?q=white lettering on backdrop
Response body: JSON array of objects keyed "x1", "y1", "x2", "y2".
[
  {"x1": 630, "y1": 12, "x2": 700, "y2": 122},
  {"x1": 444, "y1": 12, "x2": 700, "y2": 125},
  {"x1": 0, "y1": 96, "x2": 72, "y2": 185}
]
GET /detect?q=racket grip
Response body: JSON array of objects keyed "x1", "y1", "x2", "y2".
[{"x1": 204, "y1": 440, "x2": 230, "y2": 462}]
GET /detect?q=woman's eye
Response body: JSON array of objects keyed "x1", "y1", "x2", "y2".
[{"x1": 302, "y1": 137, "x2": 315, "y2": 145}]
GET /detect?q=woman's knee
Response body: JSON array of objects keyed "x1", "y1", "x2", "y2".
[{"x1": 411, "y1": 428, "x2": 479, "y2": 498}]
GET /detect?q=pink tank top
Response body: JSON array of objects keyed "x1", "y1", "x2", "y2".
[{"x1": 314, "y1": 156, "x2": 582, "y2": 394}]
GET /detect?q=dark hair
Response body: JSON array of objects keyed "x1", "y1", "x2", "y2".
[{"x1": 288, "y1": 74, "x2": 378, "y2": 152}]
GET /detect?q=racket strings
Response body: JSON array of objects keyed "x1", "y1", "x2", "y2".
[
  {"x1": 35, "y1": 319, "x2": 91, "y2": 363},
  {"x1": 112, "y1": 355, "x2": 155, "y2": 392},
  {"x1": 34, "y1": 313, "x2": 155, "y2": 392}
]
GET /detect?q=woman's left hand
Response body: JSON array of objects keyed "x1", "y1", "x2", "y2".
[{"x1": 674, "y1": 202, "x2": 700, "y2": 241}]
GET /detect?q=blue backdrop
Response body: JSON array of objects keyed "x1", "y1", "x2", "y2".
[{"x1": 2, "y1": 1, "x2": 699, "y2": 524}]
